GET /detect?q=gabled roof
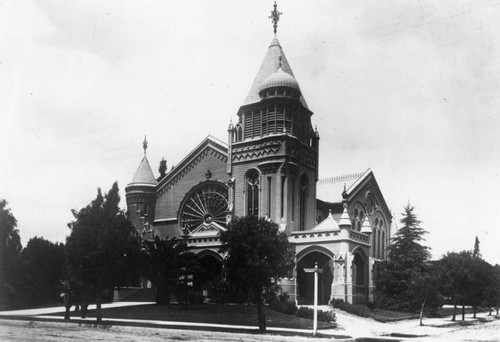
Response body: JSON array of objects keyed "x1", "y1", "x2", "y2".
[
  {"x1": 156, "y1": 135, "x2": 228, "y2": 193},
  {"x1": 316, "y1": 170, "x2": 369, "y2": 203},
  {"x1": 312, "y1": 211, "x2": 340, "y2": 232},
  {"x1": 244, "y1": 36, "x2": 308, "y2": 109},
  {"x1": 129, "y1": 156, "x2": 157, "y2": 186},
  {"x1": 317, "y1": 168, "x2": 392, "y2": 222}
]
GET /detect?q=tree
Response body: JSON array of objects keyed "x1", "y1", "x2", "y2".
[
  {"x1": 0, "y1": 200, "x2": 22, "y2": 307},
  {"x1": 375, "y1": 204, "x2": 438, "y2": 314},
  {"x1": 140, "y1": 236, "x2": 195, "y2": 305},
  {"x1": 389, "y1": 204, "x2": 431, "y2": 267},
  {"x1": 66, "y1": 182, "x2": 140, "y2": 322},
  {"x1": 437, "y1": 251, "x2": 471, "y2": 321},
  {"x1": 158, "y1": 158, "x2": 167, "y2": 180},
  {"x1": 473, "y1": 236, "x2": 481, "y2": 259},
  {"x1": 14, "y1": 237, "x2": 65, "y2": 306},
  {"x1": 220, "y1": 216, "x2": 294, "y2": 333},
  {"x1": 437, "y1": 251, "x2": 495, "y2": 320}
]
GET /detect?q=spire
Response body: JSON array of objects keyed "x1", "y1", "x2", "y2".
[
  {"x1": 338, "y1": 206, "x2": 351, "y2": 229},
  {"x1": 243, "y1": 33, "x2": 308, "y2": 108},
  {"x1": 129, "y1": 136, "x2": 157, "y2": 186},
  {"x1": 361, "y1": 215, "x2": 372, "y2": 234},
  {"x1": 269, "y1": 1, "x2": 282, "y2": 35}
]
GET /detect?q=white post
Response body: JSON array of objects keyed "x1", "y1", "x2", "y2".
[
  {"x1": 313, "y1": 263, "x2": 318, "y2": 336},
  {"x1": 304, "y1": 262, "x2": 323, "y2": 337}
]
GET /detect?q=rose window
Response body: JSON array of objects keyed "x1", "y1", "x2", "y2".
[{"x1": 179, "y1": 181, "x2": 229, "y2": 234}]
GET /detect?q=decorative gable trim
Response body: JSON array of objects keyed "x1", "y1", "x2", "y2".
[{"x1": 156, "y1": 136, "x2": 228, "y2": 198}]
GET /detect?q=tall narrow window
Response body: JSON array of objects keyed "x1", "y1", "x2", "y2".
[
  {"x1": 378, "y1": 230, "x2": 382, "y2": 259},
  {"x1": 381, "y1": 231, "x2": 385, "y2": 259},
  {"x1": 291, "y1": 177, "x2": 296, "y2": 221},
  {"x1": 246, "y1": 169, "x2": 260, "y2": 217},
  {"x1": 372, "y1": 232, "x2": 376, "y2": 257},
  {"x1": 299, "y1": 174, "x2": 309, "y2": 230},
  {"x1": 267, "y1": 176, "x2": 272, "y2": 217},
  {"x1": 280, "y1": 176, "x2": 286, "y2": 218}
]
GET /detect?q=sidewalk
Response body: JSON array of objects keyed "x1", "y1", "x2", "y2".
[{"x1": 0, "y1": 302, "x2": 497, "y2": 341}]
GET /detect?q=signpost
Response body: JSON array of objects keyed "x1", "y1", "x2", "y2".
[{"x1": 303, "y1": 262, "x2": 323, "y2": 336}]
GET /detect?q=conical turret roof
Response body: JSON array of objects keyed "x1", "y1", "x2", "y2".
[
  {"x1": 130, "y1": 156, "x2": 157, "y2": 186},
  {"x1": 244, "y1": 36, "x2": 308, "y2": 108}
]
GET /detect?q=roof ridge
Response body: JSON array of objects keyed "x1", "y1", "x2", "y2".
[{"x1": 318, "y1": 171, "x2": 366, "y2": 185}]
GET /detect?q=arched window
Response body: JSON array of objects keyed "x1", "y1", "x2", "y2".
[
  {"x1": 299, "y1": 174, "x2": 309, "y2": 230},
  {"x1": 372, "y1": 230, "x2": 376, "y2": 257},
  {"x1": 235, "y1": 124, "x2": 242, "y2": 142},
  {"x1": 246, "y1": 169, "x2": 260, "y2": 217},
  {"x1": 381, "y1": 231, "x2": 386, "y2": 259}
]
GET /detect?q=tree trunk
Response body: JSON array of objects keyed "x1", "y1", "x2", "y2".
[
  {"x1": 419, "y1": 299, "x2": 426, "y2": 326},
  {"x1": 489, "y1": 307, "x2": 492, "y2": 316},
  {"x1": 257, "y1": 299, "x2": 266, "y2": 333},
  {"x1": 462, "y1": 304, "x2": 465, "y2": 321},
  {"x1": 451, "y1": 297, "x2": 457, "y2": 321},
  {"x1": 156, "y1": 283, "x2": 171, "y2": 305},
  {"x1": 473, "y1": 302, "x2": 477, "y2": 319},
  {"x1": 96, "y1": 293, "x2": 102, "y2": 324}
]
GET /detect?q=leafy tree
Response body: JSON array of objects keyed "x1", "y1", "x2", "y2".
[
  {"x1": 66, "y1": 182, "x2": 140, "y2": 322},
  {"x1": 14, "y1": 237, "x2": 65, "y2": 306},
  {"x1": 486, "y1": 265, "x2": 500, "y2": 316},
  {"x1": 0, "y1": 200, "x2": 22, "y2": 307},
  {"x1": 375, "y1": 204, "x2": 438, "y2": 314},
  {"x1": 465, "y1": 255, "x2": 492, "y2": 318},
  {"x1": 220, "y1": 216, "x2": 294, "y2": 333},
  {"x1": 140, "y1": 236, "x2": 198, "y2": 305},
  {"x1": 437, "y1": 251, "x2": 471, "y2": 321},
  {"x1": 437, "y1": 251, "x2": 495, "y2": 320}
]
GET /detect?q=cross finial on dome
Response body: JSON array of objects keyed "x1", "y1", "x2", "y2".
[
  {"x1": 143, "y1": 135, "x2": 148, "y2": 155},
  {"x1": 269, "y1": 1, "x2": 282, "y2": 34}
]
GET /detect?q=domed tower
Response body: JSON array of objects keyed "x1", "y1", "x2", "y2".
[
  {"x1": 125, "y1": 137, "x2": 158, "y2": 235},
  {"x1": 228, "y1": 3, "x2": 319, "y2": 234}
]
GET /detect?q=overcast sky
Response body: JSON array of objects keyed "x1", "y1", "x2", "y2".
[{"x1": 1, "y1": 0, "x2": 499, "y2": 265}]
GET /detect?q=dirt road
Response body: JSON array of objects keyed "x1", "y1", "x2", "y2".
[{"x1": 0, "y1": 319, "x2": 332, "y2": 342}]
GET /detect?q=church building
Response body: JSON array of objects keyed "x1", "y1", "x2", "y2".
[{"x1": 125, "y1": 3, "x2": 392, "y2": 305}]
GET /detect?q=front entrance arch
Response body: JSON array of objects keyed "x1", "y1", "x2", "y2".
[
  {"x1": 296, "y1": 251, "x2": 333, "y2": 305},
  {"x1": 197, "y1": 252, "x2": 223, "y2": 302},
  {"x1": 352, "y1": 249, "x2": 368, "y2": 304}
]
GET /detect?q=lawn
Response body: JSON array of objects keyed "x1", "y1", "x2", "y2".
[{"x1": 49, "y1": 303, "x2": 337, "y2": 331}]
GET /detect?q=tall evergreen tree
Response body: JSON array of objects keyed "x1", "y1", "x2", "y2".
[
  {"x1": 473, "y1": 236, "x2": 481, "y2": 259},
  {"x1": 375, "y1": 204, "x2": 438, "y2": 313},
  {"x1": 66, "y1": 182, "x2": 140, "y2": 322},
  {"x1": 389, "y1": 204, "x2": 431, "y2": 266}
]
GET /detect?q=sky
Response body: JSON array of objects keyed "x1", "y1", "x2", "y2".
[{"x1": 1, "y1": 0, "x2": 499, "y2": 265}]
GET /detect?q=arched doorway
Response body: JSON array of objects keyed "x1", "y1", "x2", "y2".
[
  {"x1": 352, "y1": 250, "x2": 368, "y2": 305},
  {"x1": 297, "y1": 251, "x2": 333, "y2": 305},
  {"x1": 197, "y1": 252, "x2": 223, "y2": 302}
]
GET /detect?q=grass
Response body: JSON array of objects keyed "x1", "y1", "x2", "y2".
[
  {"x1": 48, "y1": 303, "x2": 337, "y2": 330},
  {"x1": 367, "y1": 308, "x2": 420, "y2": 322}
]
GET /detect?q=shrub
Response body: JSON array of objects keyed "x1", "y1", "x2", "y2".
[
  {"x1": 268, "y1": 290, "x2": 298, "y2": 315},
  {"x1": 330, "y1": 298, "x2": 370, "y2": 317},
  {"x1": 296, "y1": 306, "x2": 336, "y2": 322}
]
